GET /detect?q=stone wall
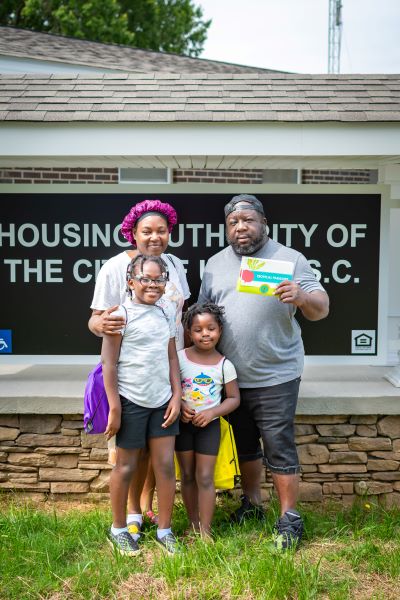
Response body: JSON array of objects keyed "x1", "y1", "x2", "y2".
[{"x1": 1, "y1": 413, "x2": 399, "y2": 506}]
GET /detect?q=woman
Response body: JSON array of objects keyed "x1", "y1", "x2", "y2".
[{"x1": 89, "y1": 199, "x2": 190, "y2": 532}]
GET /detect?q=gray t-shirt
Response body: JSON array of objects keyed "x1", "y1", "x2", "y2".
[{"x1": 198, "y1": 238, "x2": 326, "y2": 388}]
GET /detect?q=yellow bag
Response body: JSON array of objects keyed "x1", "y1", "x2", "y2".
[{"x1": 175, "y1": 416, "x2": 240, "y2": 490}]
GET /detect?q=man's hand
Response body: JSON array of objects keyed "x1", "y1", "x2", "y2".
[
  {"x1": 181, "y1": 402, "x2": 195, "y2": 423},
  {"x1": 100, "y1": 306, "x2": 125, "y2": 335},
  {"x1": 162, "y1": 396, "x2": 181, "y2": 428},
  {"x1": 104, "y1": 407, "x2": 121, "y2": 440},
  {"x1": 274, "y1": 280, "x2": 305, "y2": 307},
  {"x1": 192, "y1": 408, "x2": 215, "y2": 428}
]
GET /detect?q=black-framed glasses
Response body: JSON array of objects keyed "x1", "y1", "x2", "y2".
[{"x1": 133, "y1": 275, "x2": 167, "y2": 286}]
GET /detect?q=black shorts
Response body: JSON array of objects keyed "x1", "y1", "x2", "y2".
[
  {"x1": 229, "y1": 378, "x2": 301, "y2": 474},
  {"x1": 175, "y1": 418, "x2": 221, "y2": 456},
  {"x1": 116, "y1": 396, "x2": 180, "y2": 449}
]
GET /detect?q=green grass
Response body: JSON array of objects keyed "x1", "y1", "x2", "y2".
[{"x1": 0, "y1": 496, "x2": 399, "y2": 599}]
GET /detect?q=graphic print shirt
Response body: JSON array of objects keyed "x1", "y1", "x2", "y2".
[{"x1": 178, "y1": 349, "x2": 237, "y2": 414}]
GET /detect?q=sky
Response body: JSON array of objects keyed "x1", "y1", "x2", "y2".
[{"x1": 199, "y1": 0, "x2": 400, "y2": 74}]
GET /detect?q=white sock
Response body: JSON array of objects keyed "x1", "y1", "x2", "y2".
[
  {"x1": 111, "y1": 525, "x2": 128, "y2": 535},
  {"x1": 157, "y1": 527, "x2": 172, "y2": 540},
  {"x1": 127, "y1": 513, "x2": 143, "y2": 526}
]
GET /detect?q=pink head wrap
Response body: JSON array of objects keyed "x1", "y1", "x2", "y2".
[{"x1": 120, "y1": 199, "x2": 178, "y2": 246}]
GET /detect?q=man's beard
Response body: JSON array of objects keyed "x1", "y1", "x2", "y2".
[{"x1": 227, "y1": 226, "x2": 268, "y2": 256}]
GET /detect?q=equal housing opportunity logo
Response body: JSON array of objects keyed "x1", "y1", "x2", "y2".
[{"x1": 351, "y1": 330, "x2": 376, "y2": 354}]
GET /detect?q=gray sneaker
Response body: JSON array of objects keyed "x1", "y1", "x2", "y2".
[
  {"x1": 273, "y1": 510, "x2": 303, "y2": 550},
  {"x1": 156, "y1": 532, "x2": 180, "y2": 555},
  {"x1": 108, "y1": 529, "x2": 141, "y2": 556}
]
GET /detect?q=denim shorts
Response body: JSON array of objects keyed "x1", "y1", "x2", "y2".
[
  {"x1": 116, "y1": 395, "x2": 179, "y2": 449},
  {"x1": 229, "y1": 377, "x2": 301, "y2": 475}
]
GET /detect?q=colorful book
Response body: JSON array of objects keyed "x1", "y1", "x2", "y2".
[{"x1": 236, "y1": 256, "x2": 294, "y2": 296}]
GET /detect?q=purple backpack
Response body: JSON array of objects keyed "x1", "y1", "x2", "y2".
[{"x1": 83, "y1": 362, "x2": 109, "y2": 434}]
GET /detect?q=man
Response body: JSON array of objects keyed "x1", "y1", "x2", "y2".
[{"x1": 198, "y1": 194, "x2": 329, "y2": 549}]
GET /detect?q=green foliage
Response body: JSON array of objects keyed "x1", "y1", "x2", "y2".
[{"x1": 0, "y1": 0, "x2": 211, "y2": 56}]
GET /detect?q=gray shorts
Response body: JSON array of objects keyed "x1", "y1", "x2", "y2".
[
  {"x1": 229, "y1": 377, "x2": 301, "y2": 475},
  {"x1": 116, "y1": 396, "x2": 179, "y2": 449}
]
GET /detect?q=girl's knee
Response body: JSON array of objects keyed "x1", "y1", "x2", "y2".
[
  {"x1": 114, "y1": 461, "x2": 136, "y2": 482},
  {"x1": 181, "y1": 469, "x2": 196, "y2": 485},
  {"x1": 196, "y1": 470, "x2": 214, "y2": 490},
  {"x1": 154, "y1": 457, "x2": 175, "y2": 480}
]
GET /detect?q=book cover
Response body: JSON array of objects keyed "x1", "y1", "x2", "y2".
[{"x1": 236, "y1": 256, "x2": 294, "y2": 296}]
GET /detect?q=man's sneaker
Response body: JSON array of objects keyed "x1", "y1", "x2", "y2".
[
  {"x1": 230, "y1": 494, "x2": 266, "y2": 524},
  {"x1": 156, "y1": 532, "x2": 180, "y2": 555},
  {"x1": 273, "y1": 510, "x2": 303, "y2": 550},
  {"x1": 108, "y1": 529, "x2": 141, "y2": 556}
]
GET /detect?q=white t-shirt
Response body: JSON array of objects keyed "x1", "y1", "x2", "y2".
[
  {"x1": 116, "y1": 300, "x2": 175, "y2": 408},
  {"x1": 90, "y1": 251, "x2": 190, "y2": 350},
  {"x1": 178, "y1": 349, "x2": 237, "y2": 414}
]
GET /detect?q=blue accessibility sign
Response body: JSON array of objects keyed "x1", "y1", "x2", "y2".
[{"x1": 0, "y1": 330, "x2": 12, "y2": 353}]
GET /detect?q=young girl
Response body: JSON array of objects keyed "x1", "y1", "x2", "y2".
[
  {"x1": 175, "y1": 303, "x2": 240, "y2": 537},
  {"x1": 102, "y1": 254, "x2": 181, "y2": 555}
]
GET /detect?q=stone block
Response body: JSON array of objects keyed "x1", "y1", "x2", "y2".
[
  {"x1": 39, "y1": 468, "x2": 99, "y2": 482},
  {"x1": 61, "y1": 429, "x2": 80, "y2": 437},
  {"x1": 323, "y1": 482, "x2": 354, "y2": 495},
  {"x1": 90, "y1": 448, "x2": 109, "y2": 461},
  {"x1": 295, "y1": 416, "x2": 348, "y2": 424},
  {"x1": 377, "y1": 416, "x2": 400, "y2": 439},
  {"x1": 394, "y1": 482, "x2": 400, "y2": 491},
  {"x1": 294, "y1": 424, "x2": 315, "y2": 436},
  {"x1": 54, "y1": 455, "x2": 79, "y2": 468},
  {"x1": 0, "y1": 472, "x2": 7, "y2": 481},
  {"x1": 338, "y1": 474, "x2": 370, "y2": 481},
  {"x1": 90, "y1": 471, "x2": 110, "y2": 492},
  {"x1": 316, "y1": 425, "x2": 356, "y2": 437},
  {"x1": 341, "y1": 495, "x2": 357, "y2": 508},
  {"x1": 393, "y1": 440, "x2": 400, "y2": 452},
  {"x1": 0, "y1": 427, "x2": 19, "y2": 441},
  {"x1": 356, "y1": 425, "x2": 377, "y2": 437},
  {"x1": 61, "y1": 420, "x2": 83, "y2": 429},
  {"x1": 329, "y1": 451, "x2": 367, "y2": 464},
  {"x1": 7, "y1": 453, "x2": 54, "y2": 467},
  {"x1": 318, "y1": 437, "x2": 347, "y2": 444},
  {"x1": 35, "y1": 447, "x2": 84, "y2": 454},
  {"x1": 298, "y1": 444, "x2": 329, "y2": 464},
  {"x1": 350, "y1": 415, "x2": 377, "y2": 425},
  {"x1": 319, "y1": 464, "x2": 367, "y2": 473},
  {"x1": 1, "y1": 463, "x2": 37, "y2": 472},
  {"x1": 0, "y1": 416, "x2": 19, "y2": 427},
  {"x1": 327, "y1": 444, "x2": 349, "y2": 451},
  {"x1": 81, "y1": 434, "x2": 107, "y2": 449},
  {"x1": 366, "y1": 459, "x2": 399, "y2": 471},
  {"x1": 1, "y1": 446, "x2": 29, "y2": 453},
  {"x1": 348, "y1": 437, "x2": 392, "y2": 451},
  {"x1": 8, "y1": 473, "x2": 38, "y2": 483},
  {"x1": 63, "y1": 414, "x2": 83, "y2": 421},
  {"x1": 302, "y1": 473, "x2": 335, "y2": 481},
  {"x1": 78, "y1": 462, "x2": 112, "y2": 470},
  {"x1": 381, "y1": 492, "x2": 400, "y2": 508},
  {"x1": 295, "y1": 435, "x2": 319, "y2": 444},
  {"x1": 372, "y1": 472, "x2": 400, "y2": 481},
  {"x1": 355, "y1": 480, "x2": 393, "y2": 495},
  {"x1": 298, "y1": 482, "x2": 322, "y2": 502},
  {"x1": 51, "y1": 482, "x2": 89, "y2": 493},
  {"x1": 300, "y1": 464, "x2": 318, "y2": 473},
  {"x1": 19, "y1": 415, "x2": 62, "y2": 434},
  {"x1": 0, "y1": 481, "x2": 50, "y2": 490},
  {"x1": 369, "y1": 451, "x2": 400, "y2": 461},
  {"x1": 85, "y1": 492, "x2": 110, "y2": 502},
  {"x1": 17, "y1": 434, "x2": 80, "y2": 447},
  {"x1": 0, "y1": 452, "x2": 7, "y2": 462}
]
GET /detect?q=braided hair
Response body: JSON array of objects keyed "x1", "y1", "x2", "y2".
[
  {"x1": 183, "y1": 302, "x2": 225, "y2": 331},
  {"x1": 126, "y1": 254, "x2": 169, "y2": 298}
]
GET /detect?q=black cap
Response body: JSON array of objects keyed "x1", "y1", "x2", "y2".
[{"x1": 224, "y1": 194, "x2": 265, "y2": 218}]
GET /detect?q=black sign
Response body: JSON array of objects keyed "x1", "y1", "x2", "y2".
[{"x1": 0, "y1": 193, "x2": 380, "y2": 355}]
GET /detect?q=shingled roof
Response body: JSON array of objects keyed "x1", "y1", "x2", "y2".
[
  {"x1": 0, "y1": 26, "x2": 280, "y2": 75},
  {"x1": 1, "y1": 73, "x2": 400, "y2": 123}
]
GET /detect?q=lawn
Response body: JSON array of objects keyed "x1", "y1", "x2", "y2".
[{"x1": 0, "y1": 495, "x2": 399, "y2": 599}]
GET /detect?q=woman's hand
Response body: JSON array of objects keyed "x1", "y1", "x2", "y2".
[
  {"x1": 162, "y1": 396, "x2": 181, "y2": 428},
  {"x1": 192, "y1": 408, "x2": 215, "y2": 428},
  {"x1": 181, "y1": 402, "x2": 195, "y2": 423},
  {"x1": 104, "y1": 407, "x2": 121, "y2": 440}
]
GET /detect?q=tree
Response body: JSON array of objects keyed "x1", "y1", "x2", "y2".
[
  {"x1": 119, "y1": 0, "x2": 211, "y2": 57},
  {"x1": 0, "y1": 0, "x2": 211, "y2": 56}
]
